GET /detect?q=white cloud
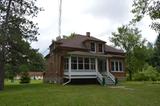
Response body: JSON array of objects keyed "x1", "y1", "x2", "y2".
[{"x1": 31, "y1": 0, "x2": 158, "y2": 55}]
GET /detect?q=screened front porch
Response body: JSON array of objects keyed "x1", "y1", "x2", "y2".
[
  {"x1": 64, "y1": 56, "x2": 98, "y2": 79},
  {"x1": 63, "y1": 51, "x2": 124, "y2": 79}
]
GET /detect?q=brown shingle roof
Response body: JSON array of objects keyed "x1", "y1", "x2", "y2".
[
  {"x1": 57, "y1": 34, "x2": 105, "y2": 49},
  {"x1": 52, "y1": 34, "x2": 124, "y2": 54},
  {"x1": 28, "y1": 72, "x2": 44, "y2": 76},
  {"x1": 105, "y1": 45, "x2": 124, "y2": 54}
]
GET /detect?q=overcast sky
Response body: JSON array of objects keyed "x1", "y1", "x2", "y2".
[{"x1": 31, "y1": 0, "x2": 158, "y2": 55}]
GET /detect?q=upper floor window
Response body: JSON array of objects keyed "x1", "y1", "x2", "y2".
[
  {"x1": 98, "y1": 44, "x2": 103, "y2": 52},
  {"x1": 91, "y1": 42, "x2": 96, "y2": 52}
]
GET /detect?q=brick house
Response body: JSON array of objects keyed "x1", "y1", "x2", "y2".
[{"x1": 44, "y1": 32, "x2": 126, "y2": 85}]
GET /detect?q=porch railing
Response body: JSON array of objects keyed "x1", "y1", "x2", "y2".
[
  {"x1": 106, "y1": 71, "x2": 115, "y2": 83},
  {"x1": 97, "y1": 71, "x2": 104, "y2": 85}
]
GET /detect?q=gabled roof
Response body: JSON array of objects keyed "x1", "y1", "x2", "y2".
[
  {"x1": 56, "y1": 34, "x2": 105, "y2": 49},
  {"x1": 50, "y1": 33, "x2": 124, "y2": 54}
]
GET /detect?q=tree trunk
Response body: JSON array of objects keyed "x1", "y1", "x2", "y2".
[
  {"x1": 0, "y1": 0, "x2": 13, "y2": 91},
  {"x1": 0, "y1": 62, "x2": 5, "y2": 90},
  {"x1": 128, "y1": 70, "x2": 132, "y2": 81}
]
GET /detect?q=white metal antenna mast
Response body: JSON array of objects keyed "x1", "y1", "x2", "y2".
[{"x1": 58, "y1": 0, "x2": 62, "y2": 37}]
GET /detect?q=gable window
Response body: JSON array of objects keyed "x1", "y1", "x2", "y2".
[
  {"x1": 111, "y1": 60, "x2": 123, "y2": 72},
  {"x1": 98, "y1": 44, "x2": 103, "y2": 52},
  {"x1": 91, "y1": 42, "x2": 96, "y2": 52}
]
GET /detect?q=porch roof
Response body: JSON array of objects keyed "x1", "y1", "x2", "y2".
[{"x1": 67, "y1": 51, "x2": 125, "y2": 58}]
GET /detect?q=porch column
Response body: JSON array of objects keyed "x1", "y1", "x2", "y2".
[
  {"x1": 95, "y1": 57, "x2": 98, "y2": 73},
  {"x1": 106, "y1": 58, "x2": 109, "y2": 74},
  {"x1": 69, "y1": 56, "x2": 71, "y2": 78}
]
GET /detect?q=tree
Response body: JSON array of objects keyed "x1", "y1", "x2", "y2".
[
  {"x1": 110, "y1": 25, "x2": 147, "y2": 80},
  {"x1": 151, "y1": 33, "x2": 160, "y2": 72},
  {"x1": 131, "y1": 0, "x2": 160, "y2": 32},
  {"x1": 0, "y1": 0, "x2": 41, "y2": 90},
  {"x1": 28, "y1": 49, "x2": 45, "y2": 72}
]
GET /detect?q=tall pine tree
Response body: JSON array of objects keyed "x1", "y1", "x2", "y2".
[
  {"x1": 152, "y1": 33, "x2": 160, "y2": 72},
  {"x1": 0, "y1": 0, "x2": 41, "y2": 90}
]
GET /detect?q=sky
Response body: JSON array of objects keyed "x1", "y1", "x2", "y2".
[{"x1": 31, "y1": 0, "x2": 158, "y2": 55}]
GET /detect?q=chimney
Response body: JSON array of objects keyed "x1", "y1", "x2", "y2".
[{"x1": 86, "y1": 32, "x2": 90, "y2": 37}]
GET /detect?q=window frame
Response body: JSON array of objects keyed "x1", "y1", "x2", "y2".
[
  {"x1": 111, "y1": 60, "x2": 123, "y2": 72},
  {"x1": 64, "y1": 57, "x2": 69, "y2": 70},
  {"x1": 70, "y1": 56, "x2": 96, "y2": 71},
  {"x1": 98, "y1": 43, "x2": 104, "y2": 52},
  {"x1": 90, "y1": 42, "x2": 96, "y2": 52}
]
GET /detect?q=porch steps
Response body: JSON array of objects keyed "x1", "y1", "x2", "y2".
[
  {"x1": 104, "y1": 76, "x2": 116, "y2": 85},
  {"x1": 97, "y1": 72, "x2": 116, "y2": 86}
]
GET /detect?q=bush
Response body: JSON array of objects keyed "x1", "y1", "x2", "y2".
[
  {"x1": 134, "y1": 73, "x2": 148, "y2": 81},
  {"x1": 20, "y1": 72, "x2": 30, "y2": 84},
  {"x1": 134, "y1": 65, "x2": 159, "y2": 81}
]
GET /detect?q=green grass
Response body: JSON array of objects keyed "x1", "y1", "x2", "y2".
[{"x1": 0, "y1": 81, "x2": 160, "y2": 106}]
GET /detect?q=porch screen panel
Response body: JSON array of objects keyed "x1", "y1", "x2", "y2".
[
  {"x1": 71, "y1": 57, "x2": 77, "y2": 69},
  {"x1": 84, "y1": 58, "x2": 89, "y2": 69},
  {"x1": 90, "y1": 58, "x2": 95, "y2": 70},
  {"x1": 78, "y1": 57, "x2": 83, "y2": 69},
  {"x1": 64, "y1": 57, "x2": 69, "y2": 70}
]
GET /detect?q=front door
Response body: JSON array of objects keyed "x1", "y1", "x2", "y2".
[{"x1": 98, "y1": 59, "x2": 106, "y2": 73}]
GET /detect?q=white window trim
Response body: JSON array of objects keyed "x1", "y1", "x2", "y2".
[
  {"x1": 111, "y1": 60, "x2": 123, "y2": 72},
  {"x1": 70, "y1": 56, "x2": 96, "y2": 70}
]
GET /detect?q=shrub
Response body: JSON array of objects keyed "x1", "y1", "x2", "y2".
[
  {"x1": 18, "y1": 64, "x2": 30, "y2": 84},
  {"x1": 134, "y1": 65, "x2": 159, "y2": 81},
  {"x1": 134, "y1": 73, "x2": 148, "y2": 81},
  {"x1": 20, "y1": 72, "x2": 30, "y2": 84}
]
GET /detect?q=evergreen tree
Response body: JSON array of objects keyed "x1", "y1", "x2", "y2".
[
  {"x1": 151, "y1": 33, "x2": 160, "y2": 72},
  {"x1": 0, "y1": 0, "x2": 41, "y2": 90}
]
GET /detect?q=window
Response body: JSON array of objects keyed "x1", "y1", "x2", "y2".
[
  {"x1": 78, "y1": 57, "x2": 83, "y2": 69},
  {"x1": 98, "y1": 44, "x2": 103, "y2": 52},
  {"x1": 84, "y1": 58, "x2": 89, "y2": 69},
  {"x1": 115, "y1": 61, "x2": 119, "y2": 71},
  {"x1": 119, "y1": 62, "x2": 123, "y2": 71},
  {"x1": 91, "y1": 42, "x2": 96, "y2": 52},
  {"x1": 111, "y1": 60, "x2": 123, "y2": 72},
  {"x1": 71, "y1": 57, "x2": 77, "y2": 69},
  {"x1": 111, "y1": 61, "x2": 115, "y2": 71},
  {"x1": 64, "y1": 58, "x2": 68, "y2": 70},
  {"x1": 70, "y1": 56, "x2": 96, "y2": 70},
  {"x1": 90, "y1": 58, "x2": 95, "y2": 70}
]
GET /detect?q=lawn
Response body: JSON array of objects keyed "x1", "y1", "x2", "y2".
[{"x1": 0, "y1": 80, "x2": 160, "y2": 106}]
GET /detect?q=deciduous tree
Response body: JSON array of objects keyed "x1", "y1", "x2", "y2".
[{"x1": 132, "y1": 0, "x2": 160, "y2": 32}]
